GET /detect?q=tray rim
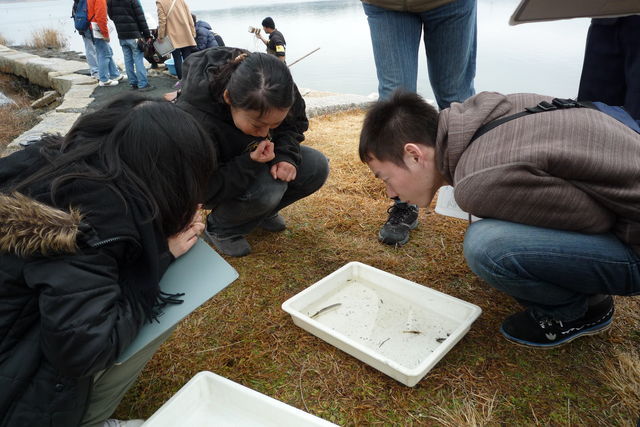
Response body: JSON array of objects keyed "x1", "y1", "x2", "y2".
[{"x1": 281, "y1": 262, "x2": 482, "y2": 378}]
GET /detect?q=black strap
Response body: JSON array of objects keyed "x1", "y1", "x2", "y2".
[{"x1": 469, "y1": 98, "x2": 593, "y2": 143}]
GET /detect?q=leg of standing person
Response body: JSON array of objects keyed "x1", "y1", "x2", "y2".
[
  {"x1": 82, "y1": 33, "x2": 99, "y2": 79},
  {"x1": 362, "y1": 3, "x2": 423, "y2": 99},
  {"x1": 464, "y1": 219, "x2": 640, "y2": 347},
  {"x1": 119, "y1": 39, "x2": 138, "y2": 89},
  {"x1": 420, "y1": 0, "x2": 477, "y2": 110},
  {"x1": 94, "y1": 38, "x2": 122, "y2": 85},
  {"x1": 122, "y1": 39, "x2": 150, "y2": 90},
  {"x1": 577, "y1": 19, "x2": 627, "y2": 112},
  {"x1": 362, "y1": 3, "x2": 424, "y2": 246},
  {"x1": 204, "y1": 146, "x2": 328, "y2": 257},
  {"x1": 79, "y1": 327, "x2": 176, "y2": 427},
  {"x1": 619, "y1": 15, "x2": 640, "y2": 120}
]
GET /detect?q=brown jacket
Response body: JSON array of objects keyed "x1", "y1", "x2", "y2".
[
  {"x1": 156, "y1": 0, "x2": 195, "y2": 49},
  {"x1": 361, "y1": 0, "x2": 455, "y2": 13},
  {"x1": 436, "y1": 92, "x2": 640, "y2": 254}
]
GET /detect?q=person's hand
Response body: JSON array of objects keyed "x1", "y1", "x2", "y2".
[
  {"x1": 249, "y1": 139, "x2": 275, "y2": 163},
  {"x1": 105, "y1": 37, "x2": 110, "y2": 43},
  {"x1": 270, "y1": 161, "x2": 297, "y2": 182},
  {"x1": 167, "y1": 208, "x2": 205, "y2": 258}
]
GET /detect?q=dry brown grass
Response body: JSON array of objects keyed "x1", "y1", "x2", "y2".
[
  {"x1": 114, "y1": 109, "x2": 640, "y2": 425},
  {"x1": 0, "y1": 75, "x2": 40, "y2": 150},
  {"x1": 27, "y1": 28, "x2": 67, "y2": 50}
]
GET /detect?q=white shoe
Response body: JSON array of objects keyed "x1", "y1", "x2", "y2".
[
  {"x1": 113, "y1": 74, "x2": 126, "y2": 81},
  {"x1": 99, "y1": 79, "x2": 119, "y2": 87},
  {"x1": 103, "y1": 419, "x2": 145, "y2": 427}
]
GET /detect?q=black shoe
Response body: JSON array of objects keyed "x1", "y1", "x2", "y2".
[
  {"x1": 201, "y1": 229, "x2": 251, "y2": 257},
  {"x1": 130, "y1": 85, "x2": 138, "y2": 90},
  {"x1": 378, "y1": 201, "x2": 419, "y2": 246},
  {"x1": 500, "y1": 296, "x2": 614, "y2": 348},
  {"x1": 259, "y1": 213, "x2": 286, "y2": 232},
  {"x1": 138, "y1": 85, "x2": 155, "y2": 92}
]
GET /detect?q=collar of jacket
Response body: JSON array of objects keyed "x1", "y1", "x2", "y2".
[{"x1": 0, "y1": 192, "x2": 136, "y2": 258}]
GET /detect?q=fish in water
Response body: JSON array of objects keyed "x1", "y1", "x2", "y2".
[{"x1": 310, "y1": 303, "x2": 342, "y2": 318}]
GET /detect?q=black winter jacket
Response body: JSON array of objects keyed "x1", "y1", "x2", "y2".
[
  {"x1": 107, "y1": 0, "x2": 151, "y2": 40},
  {"x1": 0, "y1": 145, "x2": 172, "y2": 426},
  {"x1": 176, "y1": 47, "x2": 309, "y2": 207},
  {"x1": 195, "y1": 20, "x2": 218, "y2": 51}
]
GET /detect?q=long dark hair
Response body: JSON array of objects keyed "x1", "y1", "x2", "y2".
[
  {"x1": 13, "y1": 94, "x2": 217, "y2": 236},
  {"x1": 209, "y1": 52, "x2": 294, "y2": 116}
]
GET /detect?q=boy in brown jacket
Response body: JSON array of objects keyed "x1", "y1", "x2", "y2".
[{"x1": 359, "y1": 90, "x2": 640, "y2": 348}]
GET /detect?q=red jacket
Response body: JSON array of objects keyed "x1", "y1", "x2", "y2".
[{"x1": 88, "y1": 0, "x2": 109, "y2": 39}]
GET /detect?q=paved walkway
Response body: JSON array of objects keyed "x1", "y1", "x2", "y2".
[{"x1": 0, "y1": 44, "x2": 374, "y2": 156}]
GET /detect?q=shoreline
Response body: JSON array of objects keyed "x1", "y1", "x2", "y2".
[{"x1": 1, "y1": 44, "x2": 374, "y2": 156}]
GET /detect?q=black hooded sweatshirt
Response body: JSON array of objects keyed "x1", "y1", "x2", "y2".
[{"x1": 175, "y1": 46, "x2": 308, "y2": 208}]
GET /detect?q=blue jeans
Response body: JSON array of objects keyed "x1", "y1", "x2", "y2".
[
  {"x1": 93, "y1": 39, "x2": 121, "y2": 83},
  {"x1": 171, "y1": 46, "x2": 195, "y2": 80},
  {"x1": 363, "y1": 0, "x2": 477, "y2": 109},
  {"x1": 464, "y1": 219, "x2": 640, "y2": 321},
  {"x1": 207, "y1": 146, "x2": 329, "y2": 238},
  {"x1": 577, "y1": 16, "x2": 640, "y2": 120},
  {"x1": 81, "y1": 34, "x2": 98, "y2": 77},
  {"x1": 119, "y1": 38, "x2": 148, "y2": 88}
]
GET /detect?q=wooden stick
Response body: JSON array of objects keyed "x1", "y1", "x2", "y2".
[{"x1": 288, "y1": 47, "x2": 320, "y2": 68}]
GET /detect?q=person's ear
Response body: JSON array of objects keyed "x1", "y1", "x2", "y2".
[
  {"x1": 223, "y1": 89, "x2": 232, "y2": 106},
  {"x1": 403, "y1": 143, "x2": 424, "y2": 164}
]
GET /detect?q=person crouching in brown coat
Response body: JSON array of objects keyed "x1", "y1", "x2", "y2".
[{"x1": 359, "y1": 90, "x2": 640, "y2": 349}]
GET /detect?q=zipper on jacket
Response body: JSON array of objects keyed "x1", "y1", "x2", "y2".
[{"x1": 89, "y1": 235, "x2": 139, "y2": 249}]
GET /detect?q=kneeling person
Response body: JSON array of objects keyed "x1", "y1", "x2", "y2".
[
  {"x1": 359, "y1": 90, "x2": 640, "y2": 348},
  {"x1": 177, "y1": 47, "x2": 329, "y2": 257}
]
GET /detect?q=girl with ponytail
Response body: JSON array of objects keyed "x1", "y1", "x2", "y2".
[{"x1": 176, "y1": 47, "x2": 329, "y2": 257}]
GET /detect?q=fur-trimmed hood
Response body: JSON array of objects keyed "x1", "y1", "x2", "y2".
[{"x1": 0, "y1": 192, "x2": 82, "y2": 257}]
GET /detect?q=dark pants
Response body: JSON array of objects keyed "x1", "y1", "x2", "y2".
[
  {"x1": 577, "y1": 16, "x2": 640, "y2": 120},
  {"x1": 207, "y1": 146, "x2": 329, "y2": 238},
  {"x1": 172, "y1": 46, "x2": 195, "y2": 80}
]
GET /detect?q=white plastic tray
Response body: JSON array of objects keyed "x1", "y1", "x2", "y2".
[
  {"x1": 143, "y1": 371, "x2": 336, "y2": 426},
  {"x1": 434, "y1": 185, "x2": 482, "y2": 221},
  {"x1": 282, "y1": 262, "x2": 482, "y2": 387}
]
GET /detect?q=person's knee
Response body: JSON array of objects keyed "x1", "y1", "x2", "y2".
[
  {"x1": 300, "y1": 147, "x2": 330, "y2": 192},
  {"x1": 463, "y1": 219, "x2": 513, "y2": 281},
  {"x1": 242, "y1": 179, "x2": 287, "y2": 214}
]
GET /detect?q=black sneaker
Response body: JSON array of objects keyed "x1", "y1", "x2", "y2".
[
  {"x1": 201, "y1": 229, "x2": 251, "y2": 257},
  {"x1": 378, "y1": 201, "x2": 419, "y2": 246},
  {"x1": 500, "y1": 296, "x2": 614, "y2": 348}
]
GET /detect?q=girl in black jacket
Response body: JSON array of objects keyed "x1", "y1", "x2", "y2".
[
  {"x1": 176, "y1": 47, "x2": 330, "y2": 257},
  {"x1": 0, "y1": 94, "x2": 216, "y2": 426}
]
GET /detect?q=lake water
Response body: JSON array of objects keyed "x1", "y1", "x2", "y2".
[{"x1": 0, "y1": 0, "x2": 591, "y2": 100}]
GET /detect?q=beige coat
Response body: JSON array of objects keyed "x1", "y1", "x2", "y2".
[
  {"x1": 436, "y1": 92, "x2": 640, "y2": 254},
  {"x1": 156, "y1": 0, "x2": 195, "y2": 49},
  {"x1": 361, "y1": 0, "x2": 455, "y2": 13}
]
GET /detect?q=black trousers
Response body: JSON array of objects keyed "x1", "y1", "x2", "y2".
[{"x1": 577, "y1": 16, "x2": 640, "y2": 120}]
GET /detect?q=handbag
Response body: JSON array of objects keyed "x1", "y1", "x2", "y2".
[
  {"x1": 153, "y1": 37, "x2": 174, "y2": 56},
  {"x1": 153, "y1": 0, "x2": 178, "y2": 56}
]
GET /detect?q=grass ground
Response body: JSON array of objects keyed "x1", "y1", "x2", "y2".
[
  {"x1": 0, "y1": 74, "x2": 40, "y2": 151},
  {"x1": 115, "y1": 110, "x2": 640, "y2": 425}
]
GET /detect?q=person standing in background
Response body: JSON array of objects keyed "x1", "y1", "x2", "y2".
[
  {"x1": 72, "y1": 0, "x2": 99, "y2": 80},
  {"x1": 361, "y1": 0, "x2": 477, "y2": 247},
  {"x1": 577, "y1": 15, "x2": 640, "y2": 120},
  {"x1": 156, "y1": 0, "x2": 196, "y2": 87},
  {"x1": 192, "y1": 13, "x2": 218, "y2": 51},
  {"x1": 108, "y1": 0, "x2": 154, "y2": 91},
  {"x1": 88, "y1": 0, "x2": 124, "y2": 87},
  {"x1": 255, "y1": 16, "x2": 286, "y2": 62}
]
